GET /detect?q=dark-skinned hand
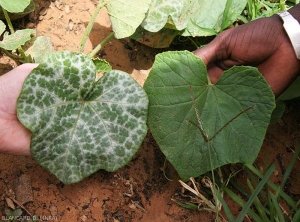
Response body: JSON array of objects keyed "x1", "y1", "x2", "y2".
[{"x1": 194, "y1": 5, "x2": 300, "y2": 96}]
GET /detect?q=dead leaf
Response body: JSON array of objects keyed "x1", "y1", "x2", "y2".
[
  {"x1": 13, "y1": 174, "x2": 33, "y2": 205},
  {"x1": 5, "y1": 198, "x2": 15, "y2": 209}
]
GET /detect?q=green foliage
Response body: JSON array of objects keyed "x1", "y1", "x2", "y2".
[
  {"x1": 0, "y1": 29, "x2": 35, "y2": 51},
  {"x1": 17, "y1": 51, "x2": 148, "y2": 184},
  {"x1": 0, "y1": 0, "x2": 37, "y2": 63},
  {"x1": 144, "y1": 51, "x2": 275, "y2": 181},
  {"x1": 0, "y1": 0, "x2": 31, "y2": 13},
  {"x1": 105, "y1": 0, "x2": 152, "y2": 39},
  {"x1": 92, "y1": 58, "x2": 112, "y2": 73},
  {"x1": 145, "y1": 0, "x2": 247, "y2": 36},
  {"x1": 242, "y1": 0, "x2": 294, "y2": 22}
]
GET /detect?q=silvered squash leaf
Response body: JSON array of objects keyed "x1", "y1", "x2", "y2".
[{"x1": 17, "y1": 51, "x2": 148, "y2": 184}]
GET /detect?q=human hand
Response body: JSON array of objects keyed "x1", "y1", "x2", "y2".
[
  {"x1": 0, "y1": 64, "x2": 38, "y2": 155},
  {"x1": 194, "y1": 11, "x2": 300, "y2": 96}
]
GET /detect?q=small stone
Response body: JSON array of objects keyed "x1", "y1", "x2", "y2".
[
  {"x1": 50, "y1": 204, "x2": 58, "y2": 216},
  {"x1": 80, "y1": 215, "x2": 87, "y2": 222},
  {"x1": 26, "y1": 23, "x2": 35, "y2": 29},
  {"x1": 65, "y1": 5, "x2": 71, "y2": 14}
]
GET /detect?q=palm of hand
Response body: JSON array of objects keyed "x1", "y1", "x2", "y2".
[{"x1": 0, "y1": 64, "x2": 37, "y2": 155}]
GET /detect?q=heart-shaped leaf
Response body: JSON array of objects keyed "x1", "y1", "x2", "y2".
[
  {"x1": 17, "y1": 51, "x2": 148, "y2": 184},
  {"x1": 144, "y1": 51, "x2": 275, "y2": 181}
]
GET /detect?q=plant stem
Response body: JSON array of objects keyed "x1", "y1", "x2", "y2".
[
  {"x1": 3, "y1": 8, "x2": 31, "y2": 63},
  {"x1": 2, "y1": 9, "x2": 14, "y2": 34},
  {"x1": 88, "y1": 32, "x2": 114, "y2": 58},
  {"x1": 1, "y1": 49, "x2": 22, "y2": 61},
  {"x1": 79, "y1": 0, "x2": 109, "y2": 52}
]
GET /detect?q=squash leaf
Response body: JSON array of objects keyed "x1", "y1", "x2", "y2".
[
  {"x1": 17, "y1": 51, "x2": 148, "y2": 184},
  {"x1": 144, "y1": 51, "x2": 275, "y2": 181}
]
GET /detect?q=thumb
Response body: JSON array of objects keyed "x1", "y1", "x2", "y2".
[{"x1": 193, "y1": 40, "x2": 219, "y2": 65}]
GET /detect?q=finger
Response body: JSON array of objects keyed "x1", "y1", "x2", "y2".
[
  {"x1": 206, "y1": 64, "x2": 225, "y2": 84},
  {"x1": 193, "y1": 42, "x2": 219, "y2": 65},
  {"x1": 193, "y1": 28, "x2": 232, "y2": 66}
]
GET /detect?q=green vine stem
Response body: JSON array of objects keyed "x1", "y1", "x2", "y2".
[
  {"x1": 1, "y1": 48, "x2": 23, "y2": 61},
  {"x1": 88, "y1": 32, "x2": 114, "y2": 58},
  {"x1": 79, "y1": 0, "x2": 109, "y2": 52},
  {"x1": 2, "y1": 8, "x2": 14, "y2": 34}
]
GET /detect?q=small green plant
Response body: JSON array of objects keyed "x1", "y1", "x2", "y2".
[{"x1": 0, "y1": 0, "x2": 36, "y2": 63}]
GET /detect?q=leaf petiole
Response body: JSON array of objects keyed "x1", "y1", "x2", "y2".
[{"x1": 79, "y1": 0, "x2": 110, "y2": 53}]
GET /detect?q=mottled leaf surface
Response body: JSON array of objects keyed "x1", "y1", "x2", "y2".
[
  {"x1": 141, "y1": 0, "x2": 246, "y2": 36},
  {"x1": 17, "y1": 51, "x2": 148, "y2": 184},
  {"x1": 105, "y1": 0, "x2": 151, "y2": 39},
  {"x1": 144, "y1": 51, "x2": 275, "y2": 181}
]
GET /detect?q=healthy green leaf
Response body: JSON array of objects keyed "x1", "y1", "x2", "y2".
[
  {"x1": 0, "y1": 0, "x2": 31, "y2": 13},
  {"x1": 141, "y1": 0, "x2": 247, "y2": 36},
  {"x1": 0, "y1": 29, "x2": 35, "y2": 51},
  {"x1": 105, "y1": 0, "x2": 151, "y2": 39},
  {"x1": 144, "y1": 51, "x2": 275, "y2": 181},
  {"x1": 17, "y1": 51, "x2": 148, "y2": 184},
  {"x1": 0, "y1": 0, "x2": 34, "y2": 20},
  {"x1": 92, "y1": 58, "x2": 112, "y2": 73},
  {"x1": 92, "y1": 58, "x2": 112, "y2": 81}
]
